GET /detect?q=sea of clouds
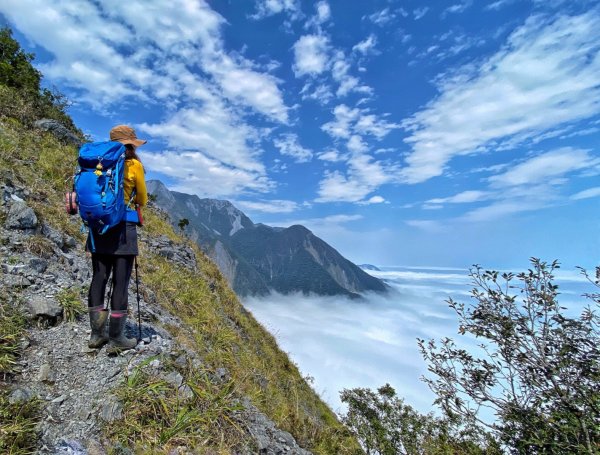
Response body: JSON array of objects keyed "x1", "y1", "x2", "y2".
[{"x1": 243, "y1": 265, "x2": 594, "y2": 415}]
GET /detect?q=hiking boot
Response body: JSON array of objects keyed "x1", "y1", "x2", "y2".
[
  {"x1": 106, "y1": 311, "x2": 138, "y2": 354},
  {"x1": 88, "y1": 305, "x2": 109, "y2": 349}
]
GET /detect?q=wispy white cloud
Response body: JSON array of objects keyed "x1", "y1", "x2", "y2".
[
  {"x1": 293, "y1": 34, "x2": 330, "y2": 76},
  {"x1": 250, "y1": 0, "x2": 301, "y2": 20},
  {"x1": 570, "y1": 187, "x2": 600, "y2": 200},
  {"x1": 361, "y1": 195, "x2": 387, "y2": 205},
  {"x1": 485, "y1": 0, "x2": 518, "y2": 10},
  {"x1": 426, "y1": 190, "x2": 491, "y2": 205},
  {"x1": 420, "y1": 147, "x2": 600, "y2": 222},
  {"x1": 405, "y1": 220, "x2": 444, "y2": 232},
  {"x1": 445, "y1": 0, "x2": 473, "y2": 15},
  {"x1": 142, "y1": 148, "x2": 273, "y2": 197},
  {"x1": 315, "y1": 0, "x2": 331, "y2": 24},
  {"x1": 413, "y1": 7, "x2": 430, "y2": 20},
  {"x1": 353, "y1": 35, "x2": 378, "y2": 55},
  {"x1": 317, "y1": 104, "x2": 400, "y2": 203},
  {"x1": 400, "y1": 11, "x2": 600, "y2": 184},
  {"x1": 322, "y1": 104, "x2": 399, "y2": 140},
  {"x1": 273, "y1": 134, "x2": 314, "y2": 162},
  {"x1": 316, "y1": 153, "x2": 394, "y2": 203},
  {"x1": 488, "y1": 148, "x2": 599, "y2": 187},
  {"x1": 367, "y1": 8, "x2": 397, "y2": 26},
  {"x1": 274, "y1": 213, "x2": 364, "y2": 230},
  {"x1": 0, "y1": 0, "x2": 292, "y2": 197},
  {"x1": 234, "y1": 199, "x2": 299, "y2": 213},
  {"x1": 317, "y1": 149, "x2": 346, "y2": 162},
  {"x1": 300, "y1": 82, "x2": 334, "y2": 104},
  {"x1": 139, "y1": 102, "x2": 263, "y2": 172}
]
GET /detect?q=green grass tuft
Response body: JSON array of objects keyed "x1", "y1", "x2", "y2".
[
  {"x1": 55, "y1": 287, "x2": 85, "y2": 322},
  {"x1": 0, "y1": 392, "x2": 41, "y2": 455},
  {"x1": 0, "y1": 297, "x2": 26, "y2": 375}
]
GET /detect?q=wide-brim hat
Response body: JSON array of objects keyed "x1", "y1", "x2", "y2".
[{"x1": 109, "y1": 125, "x2": 147, "y2": 147}]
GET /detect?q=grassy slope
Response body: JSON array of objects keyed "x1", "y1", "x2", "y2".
[{"x1": 0, "y1": 119, "x2": 361, "y2": 453}]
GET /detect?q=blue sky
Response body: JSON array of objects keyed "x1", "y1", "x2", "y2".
[{"x1": 2, "y1": 0, "x2": 599, "y2": 269}]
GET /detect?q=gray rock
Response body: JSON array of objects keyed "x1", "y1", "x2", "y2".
[
  {"x1": 158, "y1": 247, "x2": 177, "y2": 259},
  {"x1": 242, "y1": 400, "x2": 312, "y2": 455},
  {"x1": 2, "y1": 263, "x2": 26, "y2": 274},
  {"x1": 163, "y1": 371, "x2": 183, "y2": 388},
  {"x1": 5, "y1": 201, "x2": 38, "y2": 230},
  {"x1": 29, "y1": 257, "x2": 49, "y2": 273},
  {"x1": 56, "y1": 439, "x2": 87, "y2": 455},
  {"x1": 178, "y1": 384, "x2": 194, "y2": 400},
  {"x1": 26, "y1": 295, "x2": 63, "y2": 319},
  {"x1": 34, "y1": 119, "x2": 82, "y2": 147},
  {"x1": 2, "y1": 274, "x2": 32, "y2": 288},
  {"x1": 42, "y1": 223, "x2": 65, "y2": 248},
  {"x1": 52, "y1": 394, "x2": 67, "y2": 404},
  {"x1": 215, "y1": 367, "x2": 229, "y2": 381},
  {"x1": 63, "y1": 235, "x2": 78, "y2": 250},
  {"x1": 38, "y1": 363, "x2": 54, "y2": 383},
  {"x1": 86, "y1": 439, "x2": 108, "y2": 455},
  {"x1": 100, "y1": 396, "x2": 123, "y2": 422},
  {"x1": 8, "y1": 387, "x2": 34, "y2": 404}
]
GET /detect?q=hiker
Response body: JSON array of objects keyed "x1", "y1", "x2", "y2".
[{"x1": 86, "y1": 125, "x2": 148, "y2": 353}]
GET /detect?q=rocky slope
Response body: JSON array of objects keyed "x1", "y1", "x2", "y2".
[
  {"x1": 0, "y1": 30, "x2": 361, "y2": 454},
  {"x1": 147, "y1": 180, "x2": 387, "y2": 298},
  {"x1": 1, "y1": 182, "x2": 314, "y2": 454}
]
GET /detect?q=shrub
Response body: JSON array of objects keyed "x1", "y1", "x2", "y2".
[
  {"x1": 0, "y1": 27, "x2": 81, "y2": 134},
  {"x1": 419, "y1": 259, "x2": 600, "y2": 454},
  {"x1": 340, "y1": 383, "x2": 500, "y2": 455}
]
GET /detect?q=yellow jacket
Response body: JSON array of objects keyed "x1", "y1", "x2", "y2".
[{"x1": 123, "y1": 159, "x2": 147, "y2": 207}]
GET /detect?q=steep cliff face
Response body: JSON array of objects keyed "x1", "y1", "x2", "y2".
[{"x1": 146, "y1": 180, "x2": 388, "y2": 297}]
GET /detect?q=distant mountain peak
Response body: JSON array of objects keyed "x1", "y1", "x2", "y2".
[{"x1": 148, "y1": 180, "x2": 388, "y2": 297}]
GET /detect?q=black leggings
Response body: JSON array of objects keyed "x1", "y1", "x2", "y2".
[{"x1": 88, "y1": 254, "x2": 134, "y2": 312}]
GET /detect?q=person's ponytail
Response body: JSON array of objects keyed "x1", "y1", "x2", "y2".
[{"x1": 125, "y1": 144, "x2": 141, "y2": 162}]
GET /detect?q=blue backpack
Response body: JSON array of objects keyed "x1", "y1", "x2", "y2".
[{"x1": 74, "y1": 141, "x2": 126, "y2": 249}]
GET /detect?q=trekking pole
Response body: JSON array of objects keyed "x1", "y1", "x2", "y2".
[
  {"x1": 134, "y1": 256, "x2": 142, "y2": 341},
  {"x1": 106, "y1": 271, "x2": 114, "y2": 310}
]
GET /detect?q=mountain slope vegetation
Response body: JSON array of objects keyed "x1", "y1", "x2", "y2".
[{"x1": 0, "y1": 27, "x2": 361, "y2": 454}]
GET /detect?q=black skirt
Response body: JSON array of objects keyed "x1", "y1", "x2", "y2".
[{"x1": 86, "y1": 222, "x2": 138, "y2": 255}]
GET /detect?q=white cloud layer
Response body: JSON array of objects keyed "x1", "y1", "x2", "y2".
[
  {"x1": 400, "y1": 11, "x2": 600, "y2": 184},
  {"x1": 245, "y1": 266, "x2": 591, "y2": 414}
]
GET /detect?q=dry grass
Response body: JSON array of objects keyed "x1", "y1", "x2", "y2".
[
  {"x1": 0, "y1": 119, "x2": 362, "y2": 454},
  {"x1": 23, "y1": 235, "x2": 54, "y2": 258},
  {"x1": 138, "y1": 245, "x2": 362, "y2": 454}
]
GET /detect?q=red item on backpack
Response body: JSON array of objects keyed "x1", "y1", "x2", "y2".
[
  {"x1": 136, "y1": 205, "x2": 144, "y2": 226},
  {"x1": 65, "y1": 191, "x2": 78, "y2": 215}
]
